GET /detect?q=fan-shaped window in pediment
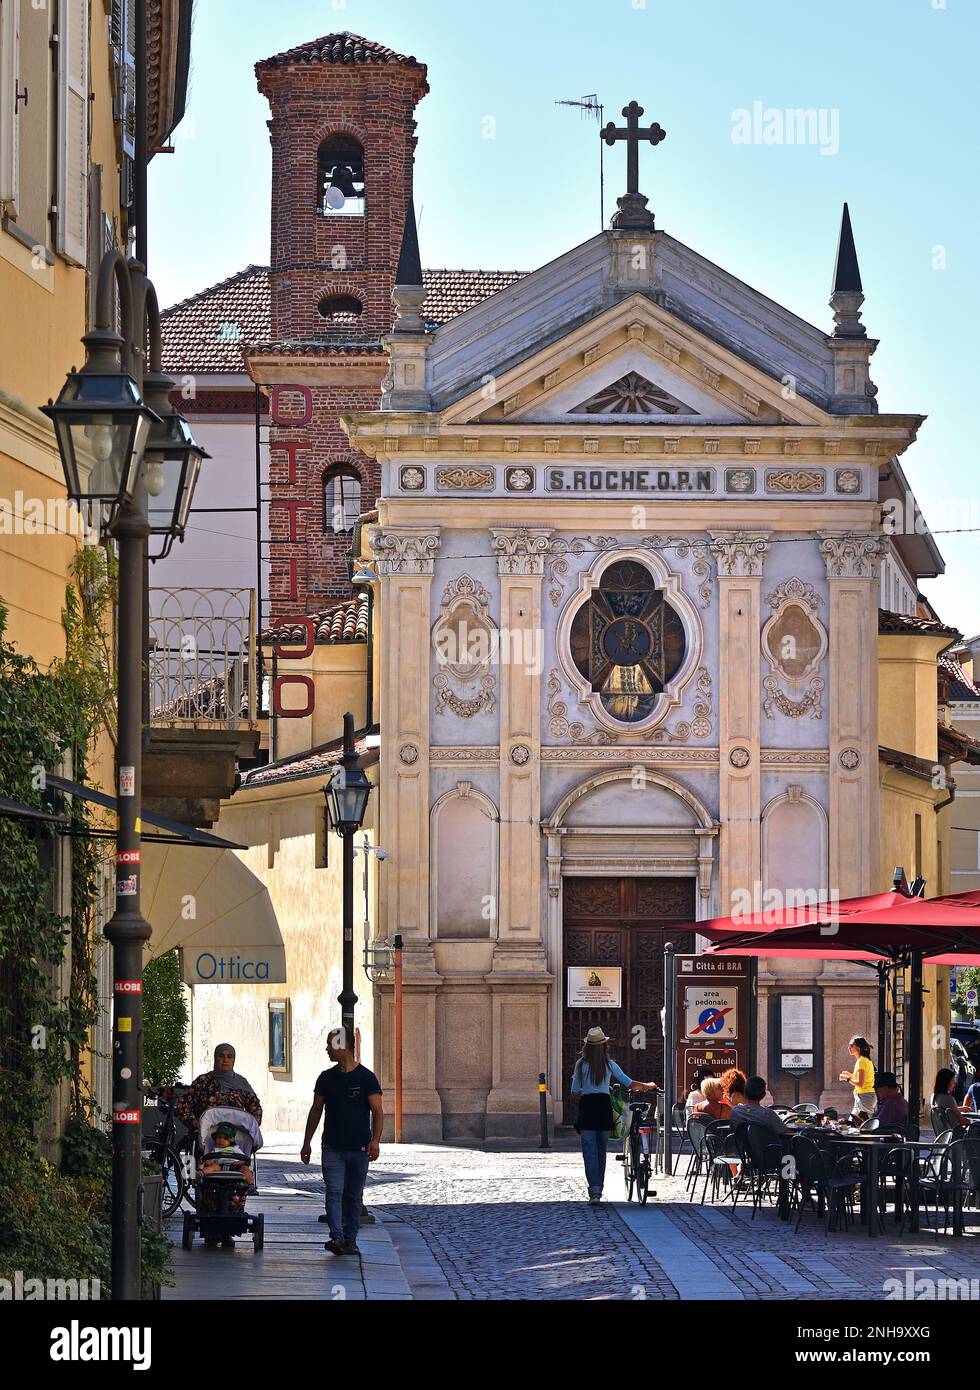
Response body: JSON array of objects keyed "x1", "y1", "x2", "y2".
[
  {"x1": 568, "y1": 560, "x2": 687, "y2": 724},
  {"x1": 574, "y1": 372, "x2": 699, "y2": 416}
]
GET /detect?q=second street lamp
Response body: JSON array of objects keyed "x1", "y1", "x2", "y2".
[{"x1": 324, "y1": 712, "x2": 372, "y2": 1049}]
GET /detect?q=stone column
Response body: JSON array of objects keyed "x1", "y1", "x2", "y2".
[
  {"x1": 369, "y1": 526, "x2": 443, "y2": 1139},
  {"x1": 709, "y1": 532, "x2": 770, "y2": 915},
  {"x1": 485, "y1": 528, "x2": 555, "y2": 1137},
  {"x1": 819, "y1": 535, "x2": 882, "y2": 897}
]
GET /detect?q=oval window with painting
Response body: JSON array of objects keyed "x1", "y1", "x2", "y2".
[{"x1": 569, "y1": 559, "x2": 687, "y2": 723}]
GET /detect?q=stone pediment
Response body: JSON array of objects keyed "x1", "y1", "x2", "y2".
[{"x1": 439, "y1": 294, "x2": 827, "y2": 430}]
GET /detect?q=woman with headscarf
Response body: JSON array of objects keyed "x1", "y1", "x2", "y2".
[{"x1": 176, "y1": 1043, "x2": 263, "y2": 1132}]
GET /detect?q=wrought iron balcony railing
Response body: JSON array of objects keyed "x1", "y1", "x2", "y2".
[{"x1": 148, "y1": 587, "x2": 260, "y2": 729}]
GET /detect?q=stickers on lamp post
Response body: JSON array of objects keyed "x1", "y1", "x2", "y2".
[{"x1": 119, "y1": 766, "x2": 135, "y2": 796}]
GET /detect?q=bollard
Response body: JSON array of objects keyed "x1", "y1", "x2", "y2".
[{"x1": 538, "y1": 1073, "x2": 549, "y2": 1149}]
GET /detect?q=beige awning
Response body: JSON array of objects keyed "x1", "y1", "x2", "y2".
[{"x1": 142, "y1": 842, "x2": 287, "y2": 984}]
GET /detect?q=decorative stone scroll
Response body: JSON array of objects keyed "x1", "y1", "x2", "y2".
[
  {"x1": 761, "y1": 577, "x2": 827, "y2": 685},
  {"x1": 819, "y1": 535, "x2": 884, "y2": 580},
  {"x1": 765, "y1": 468, "x2": 825, "y2": 494},
  {"x1": 708, "y1": 532, "x2": 770, "y2": 578},
  {"x1": 763, "y1": 674, "x2": 825, "y2": 721},
  {"x1": 545, "y1": 535, "x2": 619, "y2": 607},
  {"x1": 431, "y1": 573, "x2": 498, "y2": 720},
  {"x1": 641, "y1": 535, "x2": 713, "y2": 609},
  {"x1": 369, "y1": 528, "x2": 441, "y2": 575},
  {"x1": 490, "y1": 527, "x2": 554, "y2": 576}
]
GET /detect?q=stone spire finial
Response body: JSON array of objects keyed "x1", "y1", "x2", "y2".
[
  {"x1": 391, "y1": 197, "x2": 426, "y2": 335},
  {"x1": 826, "y1": 203, "x2": 879, "y2": 414},
  {"x1": 384, "y1": 198, "x2": 430, "y2": 408},
  {"x1": 830, "y1": 202, "x2": 866, "y2": 339},
  {"x1": 395, "y1": 196, "x2": 423, "y2": 289}
]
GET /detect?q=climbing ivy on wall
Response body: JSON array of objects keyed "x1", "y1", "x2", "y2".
[{"x1": 0, "y1": 547, "x2": 117, "y2": 1144}]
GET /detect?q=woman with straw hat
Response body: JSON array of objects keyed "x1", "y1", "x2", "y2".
[{"x1": 571, "y1": 1026, "x2": 659, "y2": 1204}]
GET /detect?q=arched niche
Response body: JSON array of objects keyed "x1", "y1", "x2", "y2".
[
  {"x1": 761, "y1": 787, "x2": 829, "y2": 907},
  {"x1": 430, "y1": 784, "x2": 499, "y2": 939}
]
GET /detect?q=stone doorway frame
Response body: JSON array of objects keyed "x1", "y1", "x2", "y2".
[{"x1": 542, "y1": 768, "x2": 719, "y2": 1124}]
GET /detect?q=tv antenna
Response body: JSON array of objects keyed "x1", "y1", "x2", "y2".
[{"x1": 557, "y1": 94, "x2": 605, "y2": 229}]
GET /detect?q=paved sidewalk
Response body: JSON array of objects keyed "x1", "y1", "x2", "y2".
[
  {"x1": 163, "y1": 1135, "x2": 413, "y2": 1301},
  {"x1": 164, "y1": 1135, "x2": 980, "y2": 1301}
]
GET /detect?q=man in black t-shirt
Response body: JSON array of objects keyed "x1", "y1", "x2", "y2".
[{"x1": 300, "y1": 1028, "x2": 383, "y2": 1256}]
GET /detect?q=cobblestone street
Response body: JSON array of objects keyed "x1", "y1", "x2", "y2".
[{"x1": 166, "y1": 1135, "x2": 980, "y2": 1302}]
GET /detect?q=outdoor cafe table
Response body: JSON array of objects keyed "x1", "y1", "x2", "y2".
[{"x1": 823, "y1": 1133, "x2": 908, "y2": 1238}]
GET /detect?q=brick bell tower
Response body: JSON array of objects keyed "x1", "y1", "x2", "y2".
[{"x1": 252, "y1": 33, "x2": 429, "y2": 620}]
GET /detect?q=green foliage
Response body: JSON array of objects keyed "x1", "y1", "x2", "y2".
[
  {"x1": 954, "y1": 965, "x2": 980, "y2": 1017},
  {"x1": 142, "y1": 950, "x2": 188, "y2": 1086},
  {"x1": 0, "y1": 1148, "x2": 110, "y2": 1288},
  {"x1": 0, "y1": 556, "x2": 174, "y2": 1297}
]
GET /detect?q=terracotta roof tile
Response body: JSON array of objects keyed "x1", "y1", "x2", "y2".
[
  {"x1": 241, "y1": 729, "x2": 379, "y2": 788},
  {"x1": 256, "y1": 32, "x2": 425, "y2": 73},
  {"x1": 421, "y1": 268, "x2": 526, "y2": 325},
  {"x1": 160, "y1": 266, "x2": 271, "y2": 374},
  {"x1": 262, "y1": 592, "x2": 369, "y2": 645},
  {"x1": 878, "y1": 609, "x2": 961, "y2": 640},
  {"x1": 160, "y1": 267, "x2": 527, "y2": 374},
  {"x1": 941, "y1": 652, "x2": 980, "y2": 701}
]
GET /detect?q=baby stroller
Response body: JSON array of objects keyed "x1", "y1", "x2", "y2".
[{"x1": 181, "y1": 1107, "x2": 265, "y2": 1251}]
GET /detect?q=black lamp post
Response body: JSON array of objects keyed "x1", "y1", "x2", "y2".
[
  {"x1": 42, "y1": 247, "x2": 201, "y2": 1301},
  {"x1": 324, "y1": 712, "x2": 372, "y2": 1047}
]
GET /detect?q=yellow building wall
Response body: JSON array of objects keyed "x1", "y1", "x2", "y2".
[
  {"x1": 183, "y1": 776, "x2": 380, "y2": 1134},
  {"x1": 0, "y1": 0, "x2": 123, "y2": 667},
  {"x1": 267, "y1": 641, "x2": 369, "y2": 763},
  {"x1": 877, "y1": 630, "x2": 952, "y2": 1116},
  {"x1": 1, "y1": 2, "x2": 134, "y2": 1123}
]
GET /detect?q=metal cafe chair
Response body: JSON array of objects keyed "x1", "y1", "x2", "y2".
[
  {"x1": 699, "y1": 1122, "x2": 739, "y2": 1206},
  {"x1": 914, "y1": 1134, "x2": 978, "y2": 1235},
  {"x1": 791, "y1": 1135, "x2": 862, "y2": 1234},
  {"x1": 685, "y1": 1114, "x2": 711, "y2": 1193},
  {"x1": 732, "y1": 1122, "x2": 784, "y2": 1219}
]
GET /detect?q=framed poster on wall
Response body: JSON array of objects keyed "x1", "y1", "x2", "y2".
[{"x1": 566, "y1": 966, "x2": 623, "y2": 1008}]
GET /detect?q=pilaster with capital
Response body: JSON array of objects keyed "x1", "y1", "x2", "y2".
[
  {"x1": 819, "y1": 534, "x2": 883, "y2": 896},
  {"x1": 367, "y1": 525, "x2": 443, "y2": 1136},
  {"x1": 488, "y1": 528, "x2": 552, "y2": 961},
  {"x1": 485, "y1": 528, "x2": 553, "y2": 1134},
  {"x1": 709, "y1": 532, "x2": 770, "y2": 913}
]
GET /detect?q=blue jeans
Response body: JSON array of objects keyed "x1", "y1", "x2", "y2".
[
  {"x1": 321, "y1": 1147, "x2": 369, "y2": 1244},
  {"x1": 580, "y1": 1129, "x2": 607, "y2": 1195}
]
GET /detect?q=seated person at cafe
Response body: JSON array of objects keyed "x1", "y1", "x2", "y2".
[
  {"x1": 729, "y1": 1075, "x2": 788, "y2": 1135},
  {"x1": 867, "y1": 1072, "x2": 908, "y2": 1129},
  {"x1": 720, "y1": 1067, "x2": 748, "y2": 1108},
  {"x1": 932, "y1": 1067, "x2": 967, "y2": 1129},
  {"x1": 686, "y1": 1067, "x2": 717, "y2": 1114},
  {"x1": 693, "y1": 1077, "x2": 732, "y2": 1122}
]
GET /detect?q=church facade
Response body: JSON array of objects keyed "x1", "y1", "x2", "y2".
[
  {"x1": 157, "y1": 31, "x2": 948, "y2": 1136},
  {"x1": 347, "y1": 137, "x2": 924, "y2": 1135}
]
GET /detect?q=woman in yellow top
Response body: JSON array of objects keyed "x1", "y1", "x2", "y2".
[{"x1": 839, "y1": 1036, "x2": 876, "y2": 1120}]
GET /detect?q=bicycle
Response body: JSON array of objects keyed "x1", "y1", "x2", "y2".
[
  {"x1": 618, "y1": 1090, "x2": 658, "y2": 1204},
  {"x1": 142, "y1": 1085, "x2": 196, "y2": 1218}
]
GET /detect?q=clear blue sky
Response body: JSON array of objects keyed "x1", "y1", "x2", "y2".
[{"x1": 149, "y1": 0, "x2": 980, "y2": 633}]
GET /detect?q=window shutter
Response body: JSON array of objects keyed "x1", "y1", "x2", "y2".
[
  {"x1": 111, "y1": 0, "x2": 135, "y2": 212},
  {"x1": 0, "y1": 0, "x2": 20, "y2": 212},
  {"x1": 56, "y1": 0, "x2": 88, "y2": 265}
]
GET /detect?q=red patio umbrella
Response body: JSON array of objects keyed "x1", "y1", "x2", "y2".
[{"x1": 694, "y1": 888, "x2": 980, "y2": 1120}]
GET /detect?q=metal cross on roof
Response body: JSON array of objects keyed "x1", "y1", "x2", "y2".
[{"x1": 600, "y1": 101, "x2": 666, "y2": 231}]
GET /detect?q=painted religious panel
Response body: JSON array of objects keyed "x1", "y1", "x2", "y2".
[{"x1": 568, "y1": 560, "x2": 686, "y2": 723}]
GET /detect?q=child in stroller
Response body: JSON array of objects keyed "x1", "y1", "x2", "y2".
[
  {"x1": 202, "y1": 1121, "x2": 254, "y2": 1184},
  {"x1": 182, "y1": 1107, "x2": 265, "y2": 1251}
]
